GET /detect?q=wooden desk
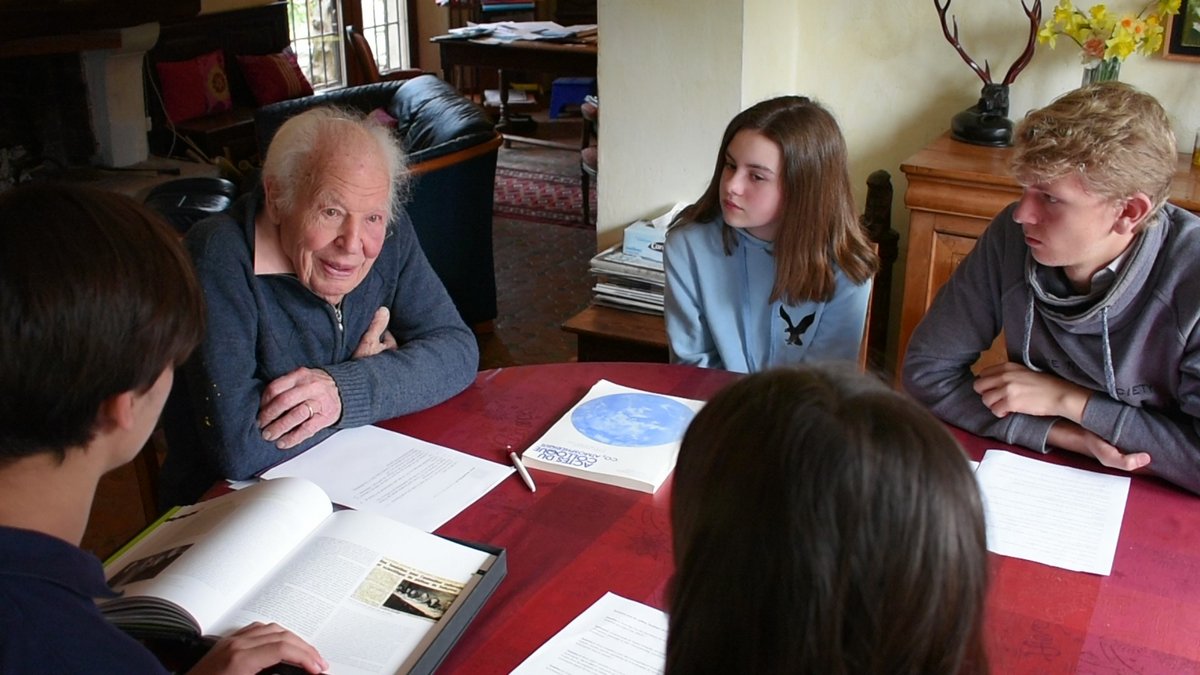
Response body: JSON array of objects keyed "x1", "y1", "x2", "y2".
[
  {"x1": 897, "y1": 134, "x2": 1200, "y2": 373},
  {"x1": 560, "y1": 304, "x2": 668, "y2": 363},
  {"x1": 375, "y1": 362, "x2": 1200, "y2": 673},
  {"x1": 436, "y1": 38, "x2": 597, "y2": 139}
]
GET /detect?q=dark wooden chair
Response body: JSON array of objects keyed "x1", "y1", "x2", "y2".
[
  {"x1": 580, "y1": 97, "x2": 598, "y2": 225},
  {"x1": 344, "y1": 25, "x2": 423, "y2": 87}
]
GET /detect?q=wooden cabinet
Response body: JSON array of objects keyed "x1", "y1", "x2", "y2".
[{"x1": 897, "y1": 133, "x2": 1200, "y2": 374}]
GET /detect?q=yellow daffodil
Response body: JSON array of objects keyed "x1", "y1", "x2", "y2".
[{"x1": 1038, "y1": 0, "x2": 1181, "y2": 63}]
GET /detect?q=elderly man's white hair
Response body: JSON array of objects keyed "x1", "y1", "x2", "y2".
[{"x1": 261, "y1": 106, "x2": 408, "y2": 223}]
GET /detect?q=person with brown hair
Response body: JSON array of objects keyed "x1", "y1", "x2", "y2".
[
  {"x1": 664, "y1": 96, "x2": 878, "y2": 372},
  {"x1": 0, "y1": 184, "x2": 325, "y2": 673},
  {"x1": 904, "y1": 82, "x2": 1200, "y2": 495},
  {"x1": 668, "y1": 365, "x2": 988, "y2": 674}
]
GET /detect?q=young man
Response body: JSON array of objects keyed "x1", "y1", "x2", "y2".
[
  {"x1": 0, "y1": 184, "x2": 327, "y2": 674},
  {"x1": 903, "y1": 82, "x2": 1200, "y2": 495}
]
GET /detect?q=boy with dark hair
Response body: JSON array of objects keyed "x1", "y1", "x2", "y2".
[{"x1": 0, "y1": 184, "x2": 326, "y2": 674}]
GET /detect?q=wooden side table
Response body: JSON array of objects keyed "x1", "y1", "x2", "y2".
[
  {"x1": 561, "y1": 305, "x2": 668, "y2": 363},
  {"x1": 897, "y1": 133, "x2": 1200, "y2": 374}
]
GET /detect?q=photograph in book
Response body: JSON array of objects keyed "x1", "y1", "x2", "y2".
[
  {"x1": 521, "y1": 379, "x2": 705, "y2": 493},
  {"x1": 100, "y1": 477, "x2": 506, "y2": 675}
]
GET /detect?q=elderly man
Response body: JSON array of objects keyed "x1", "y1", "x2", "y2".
[
  {"x1": 903, "y1": 82, "x2": 1200, "y2": 495},
  {"x1": 162, "y1": 107, "x2": 478, "y2": 505},
  {"x1": 0, "y1": 184, "x2": 325, "y2": 674}
]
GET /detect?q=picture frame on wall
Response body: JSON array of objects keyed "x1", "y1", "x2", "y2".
[{"x1": 1164, "y1": 0, "x2": 1200, "y2": 61}]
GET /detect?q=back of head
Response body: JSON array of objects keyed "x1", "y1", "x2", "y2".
[
  {"x1": 261, "y1": 106, "x2": 408, "y2": 222},
  {"x1": 1012, "y1": 82, "x2": 1176, "y2": 211},
  {"x1": 668, "y1": 365, "x2": 988, "y2": 674},
  {"x1": 0, "y1": 184, "x2": 204, "y2": 463}
]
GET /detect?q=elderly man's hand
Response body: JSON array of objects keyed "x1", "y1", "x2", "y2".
[
  {"x1": 353, "y1": 306, "x2": 398, "y2": 359},
  {"x1": 258, "y1": 367, "x2": 342, "y2": 449},
  {"x1": 973, "y1": 361, "x2": 1091, "y2": 424}
]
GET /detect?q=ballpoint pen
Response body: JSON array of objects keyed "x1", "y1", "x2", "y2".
[{"x1": 509, "y1": 450, "x2": 537, "y2": 493}]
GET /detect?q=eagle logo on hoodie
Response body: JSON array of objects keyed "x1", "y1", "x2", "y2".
[{"x1": 779, "y1": 307, "x2": 815, "y2": 346}]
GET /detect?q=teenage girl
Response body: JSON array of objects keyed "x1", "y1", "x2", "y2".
[
  {"x1": 668, "y1": 365, "x2": 989, "y2": 673},
  {"x1": 664, "y1": 96, "x2": 878, "y2": 372}
]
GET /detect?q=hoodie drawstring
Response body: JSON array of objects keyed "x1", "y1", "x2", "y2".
[
  {"x1": 1023, "y1": 293, "x2": 1119, "y2": 400},
  {"x1": 1021, "y1": 295, "x2": 1043, "y2": 373},
  {"x1": 1100, "y1": 306, "x2": 1118, "y2": 399}
]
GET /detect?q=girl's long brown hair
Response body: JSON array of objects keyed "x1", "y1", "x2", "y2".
[{"x1": 675, "y1": 96, "x2": 878, "y2": 304}]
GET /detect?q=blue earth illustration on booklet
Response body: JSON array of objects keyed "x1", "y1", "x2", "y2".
[{"x1": 570, "y1": 393, "x2": 696, "y2": 447}]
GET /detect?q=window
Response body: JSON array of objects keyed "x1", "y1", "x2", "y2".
[{"x1": 286, "y1": 0, "x2": 416, "y2": 90}]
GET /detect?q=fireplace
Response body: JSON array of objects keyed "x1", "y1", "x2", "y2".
[{"x1": 0, "y1": 1, "x2": 199, "y2": 182}]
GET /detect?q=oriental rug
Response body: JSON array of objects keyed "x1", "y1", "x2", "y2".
[{"x1": 493, "y1": 166, "x2": 595, "y2": 229}]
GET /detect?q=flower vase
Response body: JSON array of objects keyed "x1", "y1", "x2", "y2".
[{"x1": 1082, "y1": 58, "x2": 1121, "y2": 85}]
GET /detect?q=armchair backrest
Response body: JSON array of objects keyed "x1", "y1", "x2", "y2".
[{"x1": 253, "y1": 75, "x2": 503, "y2": 328}]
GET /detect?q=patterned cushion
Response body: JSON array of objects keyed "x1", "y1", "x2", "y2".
[
  {"x1": 154, "y1": 50, "x2": 233, "y2": 124},
  {"x1": 236, "y1": 50, "x2": 315, "y2": 107}
]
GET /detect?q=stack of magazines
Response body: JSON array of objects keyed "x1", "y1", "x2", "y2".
[{"x1": 588, "y1": 244, "x2": 665, "y2": 315}]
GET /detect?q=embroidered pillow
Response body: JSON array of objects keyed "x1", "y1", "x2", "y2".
[
  {"x1": 236, "y1": 50, "x2": 315, "y2": 106},
  {"x1": 154, "y1": 50, "x2": 233, "y2": 124}
]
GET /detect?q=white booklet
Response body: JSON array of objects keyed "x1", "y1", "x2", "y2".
[
  {"x1": 262, "y1": 425, "x2": 512, "y2": 532},
  {"x1": 511, "y1": 592, "x2": 668, "y2": 674},
  {"x1": 974, "y1": 449, "x2": 1130, "y2": 575},
  {"x1": 520, "y1": 379, "x2": 704, "y2": 493},
  {"x1": 101, "y1": 477, "x2": 505, "y2": 675}
]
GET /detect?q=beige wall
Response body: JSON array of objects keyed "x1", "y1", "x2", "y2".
[{"x1": 599, "y1": 0, "x2": 1200, "y2": 356}]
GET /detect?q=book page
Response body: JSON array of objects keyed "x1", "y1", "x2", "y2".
[
  {"x1": 521, "y1": 379, "x2": 704, "y2": 493},
  {"x1": 975, "y1": 450, "x2": 1130, "y2": 575},
  {"x1": 102, "y1": 478, "x2": 332, "y2": 633},
  {"x1": 213, "y1": 509, "x2": 495, "y2": 675},
  {"x1": 261, "y1": 426, "x2": 512, "y2": 531},
  {"x1": 512, "y1": 592, "x2": 667, "y2": 674}
]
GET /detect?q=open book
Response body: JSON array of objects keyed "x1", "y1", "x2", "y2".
[
  {"x1": 521, "y1": 379, "x2": 704, "y2": 493},
  {"x1": 100, "y1": 478, "x2": 505, "y2": 675}
]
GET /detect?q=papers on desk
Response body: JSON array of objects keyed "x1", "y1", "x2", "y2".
[
  {"x1": 974, "y1": 450, "x2": 1130, "y2": 575},
  {"x1": 512, "y1": 592, "x2": 667, "y2": 674},
  {"x1": 261, "y1": 426, "x2": 512, "y2": 532},
  {"x1": 434, "y1": 21, "x2": 597, "y2": 44}
]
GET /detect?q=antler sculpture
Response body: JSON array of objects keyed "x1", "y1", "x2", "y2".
[{"x1": 934, "y1": 0, "x2": 1042, "y2": 147}]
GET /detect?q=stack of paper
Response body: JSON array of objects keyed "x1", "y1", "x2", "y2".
[{"x1": 589, "y1": 245, "x2": 665, "y2": 315}]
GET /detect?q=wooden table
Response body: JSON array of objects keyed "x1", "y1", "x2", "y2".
[
  {"x1": 436, "y1": 38, "x2": 597, "y2": 145},
  {"x1": 378, "y1": 362, "x2": 1200, "y2": 673},
  {"x1": 897, "y1": 133, "x2": 1200, "y2": 374},
  {"x1": 560, "y1": 304, "x2": 668, "y2": 363}
]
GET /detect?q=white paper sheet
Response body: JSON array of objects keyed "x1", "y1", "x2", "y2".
[
  {"x1": 975, "y1": 449, "x2": 1130, "y2": 575},
  {"x1": 261, "y1": 426, "x2": 512, "y2": 532},
  {"x1": 512, "y1": 592, "x2": 668, "y2": 674}
]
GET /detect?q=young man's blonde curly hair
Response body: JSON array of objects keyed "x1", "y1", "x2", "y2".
[{"x1": 1011, "y1": 82, "x2": 1177, "y2": 213}]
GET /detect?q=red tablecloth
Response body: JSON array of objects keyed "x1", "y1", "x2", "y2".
[{"x1": 377, "y1": 363, "x2": 1199, "y2": 673}]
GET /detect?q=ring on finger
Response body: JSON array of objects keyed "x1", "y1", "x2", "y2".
[{"x1": 303, "y1": 402, "x2": 315, "y2": 419}]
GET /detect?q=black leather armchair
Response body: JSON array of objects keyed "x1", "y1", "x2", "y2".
[{"x1": 254, "y1": 75, "x2": 503, "y2": 330}]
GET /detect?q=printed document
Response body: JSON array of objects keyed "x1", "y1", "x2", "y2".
[
  {"x1": 974, "y1": 449, "x2": 1130, "y2": 575},
  {"x1": 512, "y1": 592, "x2": 667, "y2": 674},
  {"x1": 262, "y1": 425, "x2": 512, "y2": 532}
]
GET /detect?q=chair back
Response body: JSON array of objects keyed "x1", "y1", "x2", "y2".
[{"x1": 345, "y1": 25, "x2": 382, "y2": 85}]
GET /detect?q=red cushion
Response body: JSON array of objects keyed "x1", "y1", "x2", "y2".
[
  {"x1": 154, "y1": 50, "x2": 234, "y2": 124},
  {"x1": 236, "y1": 50, "x2": 315, "y2": 106}
]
